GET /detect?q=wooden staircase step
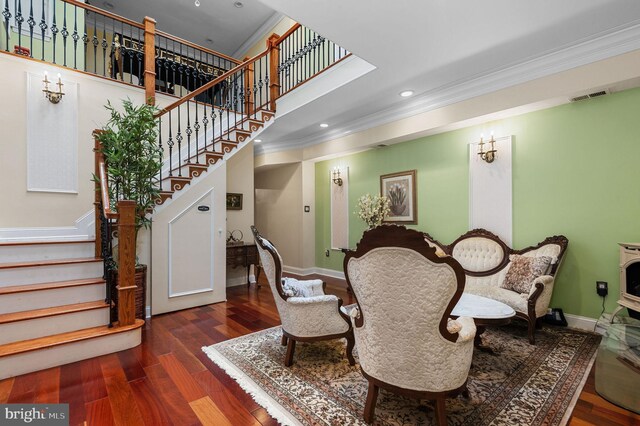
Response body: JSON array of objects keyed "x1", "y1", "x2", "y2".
[
  {"x1": 0, "y1": 300, "x2": 108, "y2": 325},
  {"x1": 234, "y1": 130, "x2": 251, "y2": 143},
  {"x1": 220, "y1": 140, "x2": 239, "y2": 154},
  {"x1": 0, "y1": 257, "x2": 101, "y2": 270},
  {"x1": 187, "y1": 163, "x2": 209, "y2": 178},
  {"x1": 157, "y1": 191, "x2": 174, "y2": 205},
  {"x1": 0, "y1": 319, "x2": 144, "y2": 358},
  {"x1": 204, "y1": 151, "x2": 223, "y2": 165},
  {"x1": 169, "y1": 176, "x2": 192, "y2": 191},
  {"x1": 260, "y1": 110, "x2": 275, "y2": 122},
  {"x1": 0, "y1": 239, "x2": 95, "y2": 247},
  {"x1": 0, "y1": 277, "x2": 105, "y2": 295},
  {"x1": 246, "y1": 118, "x2": 264, "y2": 132}
]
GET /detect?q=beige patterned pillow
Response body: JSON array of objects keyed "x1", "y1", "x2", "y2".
[{"x1": 501, "y1": 255, "x2": 552, "y2": 294}]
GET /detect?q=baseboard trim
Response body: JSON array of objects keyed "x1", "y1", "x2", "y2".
[
  {"x1": 564, "y1": 313, "x2": 599, "y2": 333},
  {"x1": 226, "y1": 274, "x2": 256, "y2": 288}
]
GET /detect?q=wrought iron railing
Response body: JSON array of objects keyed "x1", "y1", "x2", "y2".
[
  {"x1": 1, "y1": 0, "x2": 241, "y2": 103},
  {"x1": 275, "y1": 23, "x2": 350, "y2": 97}
]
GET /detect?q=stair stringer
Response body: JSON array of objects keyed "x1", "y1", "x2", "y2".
[{"x1": 153, "y1": 116, "x2": 273, "y2": 213}]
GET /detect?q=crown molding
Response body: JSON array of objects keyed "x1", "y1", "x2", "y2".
[
  {"x1": 232, "y1": 12, "x2": 285, "y2": 59},
  {"x1": 256, "y1": 20, "x2": 640, "y2": 156}
]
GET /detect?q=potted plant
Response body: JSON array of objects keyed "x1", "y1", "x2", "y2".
[{"x1": 96, "y1": 98, "x2": 162, "y2": 319}]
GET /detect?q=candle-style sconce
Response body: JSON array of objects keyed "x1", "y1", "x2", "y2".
[
  {"x1": 478, "y1": 132, "x2": 497, "y2": 163},
  {"x1": 42, "y1": 71, "x2": 65, "y2": 104},
  {"x1": 332, "y1": 167, "x2": 343, "y2": 186}
]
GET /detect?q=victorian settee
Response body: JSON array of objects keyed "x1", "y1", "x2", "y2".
[{"x1": 423, "y1": 229, "x2": 568, "y2": 344}]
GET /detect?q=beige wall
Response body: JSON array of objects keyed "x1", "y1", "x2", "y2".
[
  {"x1": 226, "y1": 142, "x2": 255, "y2": 286},
  {"x1": 254, "y1": 163, "x2": 303, "y2": 269},
  {"x1": 243, "y1": 17, "x2": 296, "y2": 59},
  {"x1": 0, "y1": 52, "x2": 191, "y2": 229}
]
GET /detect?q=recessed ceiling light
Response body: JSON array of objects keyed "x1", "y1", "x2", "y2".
[
  {"x1": 194, "y1": 0, "x2": 200, "y2": 6},
  {"x1": 234, "y1": 1, "x2": 244, "y2": 7},
  {"x1": 254, "y1": 139, "x2": 262, "y2": 143},
  {"x1": 399, "y1": 90, "x2": 414, "y2": 97},
  {"x1": 319, "y1": 123, "x2": 329, "y2": 128}
]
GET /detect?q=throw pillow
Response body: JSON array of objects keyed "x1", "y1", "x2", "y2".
[
  {"x1": 281, "y1": 277, "x2": 312, "y2": 297},
  {"x1": 501, "y1": 255, "x2": 552, "y2": 294}
]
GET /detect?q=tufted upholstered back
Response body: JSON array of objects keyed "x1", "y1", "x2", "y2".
[
  {"x1": 424, "y1": 229, "x2": 568, "y2": 277},
  {"x1": 345, "y1": 225, "x2": 472, "y2": 392}
]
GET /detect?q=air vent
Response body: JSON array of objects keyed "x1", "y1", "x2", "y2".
[
  {"x1": 376, "y1": 144, "x2": 387, "y2": 148},
  {"x1": 570, "y1": 90, "x2": 609, "y2": 102}
]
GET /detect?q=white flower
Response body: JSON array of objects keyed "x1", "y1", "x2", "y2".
[{"x1": 354, "y1": 194, "x2": 391, "y2": 229}]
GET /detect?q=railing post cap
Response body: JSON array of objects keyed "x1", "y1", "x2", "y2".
[{"x1": 143, "y1": 16, "x2": 156, "y2": 24}]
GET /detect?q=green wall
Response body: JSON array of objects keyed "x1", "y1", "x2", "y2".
[{"x1": 315, "y1": 87, "x2": 640, "y2": 319}]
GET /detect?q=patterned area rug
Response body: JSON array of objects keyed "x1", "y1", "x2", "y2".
[{"x1": 202, "y1": 323, "x2": 600, "y2": 426}]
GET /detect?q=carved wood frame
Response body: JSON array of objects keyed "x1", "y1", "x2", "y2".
[
  {"x1": 423, "y1": 228, "x2": 569, "y2": 344},
  {"x1": 250, "y1": 225, "x2": 355, "y2": 366},
  {"x1": 343, "y1": 224, "x2": 466, "y2": 343}
]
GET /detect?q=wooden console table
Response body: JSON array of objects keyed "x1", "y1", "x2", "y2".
[{"x1": 227, "y1": 244, "x2": 261, "y2": 287}]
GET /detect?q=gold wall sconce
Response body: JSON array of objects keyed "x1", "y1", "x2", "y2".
[
  {"x1": 478, "y1": 132, "x2": 497, "y2": 163},
  {"x1": 42, "y1": 71, "x2": 65, "y2": 104},
  {"x1": 332, "y1": 167, "x2": 343, "y2": 186}
]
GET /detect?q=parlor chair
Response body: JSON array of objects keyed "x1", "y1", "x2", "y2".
[
  {"x1": 344, "y1": 225, "x2": 476, "y2": 426},
  {"x1": 250, "y1": 226, "x2": 355, "y2": 367}
]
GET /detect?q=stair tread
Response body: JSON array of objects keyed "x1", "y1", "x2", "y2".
[
  {"x1": 0, "y1": 239, "x2": 95, "y2": 247},
  {"x1": 0, "y1": 319, "x2": 144, "y2": 357},
  {"x1": 0, "y1": 300, "x2": 108, "y2": 324},
  {"x1": 0, "y1": 257, "x2": 102, "y2": 270},
  {"x1": 0, "y1": 277, "x2": 105, "y2": 295}
]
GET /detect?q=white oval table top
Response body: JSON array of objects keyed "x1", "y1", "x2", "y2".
[{"x1": 452, "y1": 293, "x2": 516, "y2": 320}]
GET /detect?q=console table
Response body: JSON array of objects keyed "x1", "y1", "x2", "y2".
[{"x1": 227, "y1": 244, "x2": 261, "y2": 287}]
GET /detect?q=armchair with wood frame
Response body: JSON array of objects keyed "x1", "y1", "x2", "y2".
[
  {"x1": 344, "y1": 225, "x2": 476, "y2": 425},
  {"x1": 250, "y1": 226, "x2": 355, "y2": 367}
]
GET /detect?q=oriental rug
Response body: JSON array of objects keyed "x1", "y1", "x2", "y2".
[{"x1": 202, "y1": 323, "x2": 600, "y2": 426}]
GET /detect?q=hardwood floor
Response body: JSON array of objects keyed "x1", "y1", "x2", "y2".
[{"x1": 0, "y1": 274, "x2": 638, "y2": 425}]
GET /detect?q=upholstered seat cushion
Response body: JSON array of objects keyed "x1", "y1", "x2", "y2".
[{"x1": 465, "y1": 278, "x2": 529, "y2": 313}]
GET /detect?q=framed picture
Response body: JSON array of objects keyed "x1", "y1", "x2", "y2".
[
  {"x1": 226, "y1": 193, "x2": 243, "y2": 210},
  {"x1": 380, "y1": 170, "x2": 417, "y2": 224}
]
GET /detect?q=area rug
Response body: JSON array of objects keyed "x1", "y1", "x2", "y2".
[{"x1": 202, "y1": 323, "x2": 600, "y2": 426}]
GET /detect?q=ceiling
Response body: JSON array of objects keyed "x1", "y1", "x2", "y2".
[
  {"x1": 254, "y1": 0, "x2": 640, "y2": 155},
  {"x1": 96, "y1": 0, "x2": 278, "y2": 56}
]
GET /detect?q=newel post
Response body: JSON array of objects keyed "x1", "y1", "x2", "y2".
[
  {"x1": 267, "y1": 33, "x2": 280, "y2": 111},
  {"x1": 243, "y1": 56, "x2": 255, "y2": 116},
  {"x1": 143, "y1": 16, "x2": 157, "y2": 105},
  {"x1": 116, "y1": 200, "x2": 137, "y2": 326}
]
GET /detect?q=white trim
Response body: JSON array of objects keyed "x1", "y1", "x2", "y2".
[
  {"x1": 146, "y1": 306, "x2": 151, "y2": 319},
  {"x1": 565, "y1": 313, "x2": 598, "y2": 332},
  {"x1": 0, "y1": 210, "x2": 95, "y2": 242},
  {"x1": 257, "y1": 21, "x2": 640, "y2": 154},
  {"x1": 282, "y1": 265, "x2": 315, "y2": 276},
  {"x1": 312, "y1": 267, "x2": 345, "y2": 280},
  {"x1": 167, "y1": 190, "x2": 215, "y2": 298},
  {"x1": 232, "y1": 12, "x2": 285, "y2": 59}
]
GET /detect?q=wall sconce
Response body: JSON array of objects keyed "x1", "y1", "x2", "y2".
[
  {"x1": 478, "y1": 132, "x2": 497, "y2": 163},
  {"x1": 42, "y1": 71, "x2": 65, "y2": 104},
  {"x1": 332, "y1": 167, "x2": 343, "y2": 186}
]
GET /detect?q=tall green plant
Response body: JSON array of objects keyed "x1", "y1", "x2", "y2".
[{"x1": 97, "y1": 99, "x2": 162, "y2": 232}]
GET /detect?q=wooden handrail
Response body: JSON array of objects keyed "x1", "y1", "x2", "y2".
[
  {"x1": 155, "y1": 30, "x2": 241, "y2": 65},
  {"x1": 62, "y1": 0, "x2": 145, "y2": 30},
  {"x1": 98, "y1": 161, "x2": 118, "y2": 219},
  {"x1": 154, "y1": 49, "x2": 270, "y2": 118},
  {"x1": 274, "y1": 23, "x2": 302, "y2": 46}
]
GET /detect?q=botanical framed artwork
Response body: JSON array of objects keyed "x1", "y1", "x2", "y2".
[
  {"x1": 380, "y1": 170, "x2": 417, "y2": 224},
  {"x1": 226, "y1": 193, "x2": 243, "y2": 210}
]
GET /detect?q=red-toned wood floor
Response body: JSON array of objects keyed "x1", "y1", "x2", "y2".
[{"x1": 0, "y1": 274, "x2": 638, "y2": 425}]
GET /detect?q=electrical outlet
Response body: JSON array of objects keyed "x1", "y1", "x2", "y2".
[
  {"x1": 596, "y1": 281, "x2": 608, "y2": 297},
  {"x1": 325, "y1": 249, "x2": 330, "y2": 257}
]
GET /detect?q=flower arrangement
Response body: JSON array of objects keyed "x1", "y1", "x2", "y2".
[{"x1": 355, "y1": 194, "x2": 390, "y2": 229}]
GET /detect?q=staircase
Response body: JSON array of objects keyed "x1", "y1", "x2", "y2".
[{"x1": 0, "y1": 240, "x2": 143, "y2": 380}]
